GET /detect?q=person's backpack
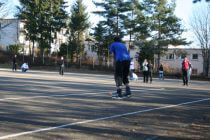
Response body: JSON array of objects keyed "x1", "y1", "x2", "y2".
[{"x1": 182, "y1": 60, "x2": 189, "y2": 70}]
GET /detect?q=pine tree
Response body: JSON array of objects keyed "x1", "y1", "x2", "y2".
[
  {"x1": 92, "y1": 22, "x2": 109, "y2": 65},
  {"x1": 93, "y1": 0, "x2": 129, "y2": 38},
  {"x1": 17, "y1": 0, "x2": 39, "y2": 62},
  {"x1": 144, "y1": 0, "x2": 188, "y2": 68},
  {"x1": 68, "y1": 0, "x2": 90, "y2": 66},
  {"x1": 17, "y1": 0, "x2": 68, "y2": 64}
]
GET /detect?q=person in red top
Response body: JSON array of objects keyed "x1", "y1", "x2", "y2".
[{"x1": 182, "y1": 57, "x2": 191, "y2": 86}]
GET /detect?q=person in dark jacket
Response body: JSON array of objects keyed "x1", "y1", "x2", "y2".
[
  {"x1": 159, "y1": 64, "x2": 164, "y2": 80},
  {"x1": 142, "y1": 59, "x2": 148, "y2": 83},
  {"x1": 59, "y1": 56, "x2": 65, "y2": 76},
  {"x1": 12, "y1": 55, "x2": 17, "y2": 71},
  {"x1": 147, "y1": 60, "x2": 153, "y2": 83}
]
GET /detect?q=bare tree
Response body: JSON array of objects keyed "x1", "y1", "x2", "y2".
[{"x1": 190, "y1": 4, "x2": 210, "y2": 76}]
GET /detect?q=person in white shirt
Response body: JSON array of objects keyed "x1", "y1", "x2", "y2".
[
  {"x1": 142, "y1": 59, "x2": 148, "y2": 83},
  {"x1": 21, "y1": 63, "x2": 29, "y2": 72},
  {"x1": 130, "y1": 58, "x2": 135, "y2": 78}
]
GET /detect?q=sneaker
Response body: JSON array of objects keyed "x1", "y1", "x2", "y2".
[
  {"x1": 117, "y1": 88, "x2": 122, "y2": 97},
  {"x1": 112, "y1": 93, "x2": 123, "y2": 99},
  {"x1": 124, "y1": 86, "x2": 131, "y2": 98},
  {"x1": 112, "y1": 89, "x2": 122, "y2": 98}
]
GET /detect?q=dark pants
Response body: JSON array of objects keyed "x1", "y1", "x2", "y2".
[
  {"x1": 182, "y1": 69, "x2": 188, "y2": 85},
  {"x1": 12, "y1": 63, "x2": 17, "y2": 71},
  {"x1": 59, "y1": 66, "x2": 64, "y2": 75},
  {"x1": 22, "y1": 68, "x2": 28, "y2": 72},
  {"x1": 115, "y1": 60, "x2": 130, "y2": 87},
  {"x1": 143, "y1": 71, "x2": 148, "y2": 83},
  {"x1": 148, "y1": 71, "x2": 152, "y2": 83}
]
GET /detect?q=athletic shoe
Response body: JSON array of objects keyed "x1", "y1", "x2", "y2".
[
  {"x1": 112, "y1": 93, "x2": 123, "y2": 99},
  {"x1": 124, "y1": 86, "x2": 131, "y2": 98},
  {"x1": 112, "y1": 89, "x2": 123, "y2": 99},
  {"x1": 117, "y1": 88, "x2": 122, "y2": 97}
]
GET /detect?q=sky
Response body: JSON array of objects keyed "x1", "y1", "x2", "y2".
[{"x1": 9, "y1": 0, "x2": 209, "y2": 47}]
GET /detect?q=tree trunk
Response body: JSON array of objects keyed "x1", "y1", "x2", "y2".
[
  {"x1": 32, "y1": 40, "x2": 35, "y2": 63},
  {"x1": 42, "y1": 51, "x2": 45, "y2": 65}
]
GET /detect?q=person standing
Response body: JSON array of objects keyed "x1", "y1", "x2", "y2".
[
  {"x1": 59, "y1": 56, "x2": 65, "y2": 76},
  {"x1": 187, "y1": 63, "x2": 192, "y2": 82},
  {"x1": 142, "y1": 59, "x2": 148, "y2": 83},
  {"x1": 130, "y1": 58, "x2": 135, "y2": 79},
  {"x1": 109, "y1": 36, "x2": 131, "y2": 98},
  {"x1": 147, "y1": 60, "x2": 153, "y2": 83},
  {"x1": 12, "y1": 55, "x2": 17, "y2": 71},
  {"x1": 159, "y1": 64, "x2": 164, "y2": 80},
  {"x1": 182, "y1": 57, "x2": 191, "y2": 86}
]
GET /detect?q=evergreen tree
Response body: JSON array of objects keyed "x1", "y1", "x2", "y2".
[
  {"x1": 144, "y1": 0, "x2": 188, "y2": 68},
  {"x1": 92, "y1": 22, "x2": 109, "y2": 65},
  {"x1": 123, "y1": 0, "x2": 140, "y2": 51},
  {"x1": 17, "y1": 0, "x2": 68, "y2": 64},
  {"x1": 17, "y1": 0, "x2": 39, "y2": 62},
  {"x1": 126, "y1": 0, "x2": 152, "y2": 64},
  {"x1": 93, "y1": 0, "x2": 129, "y2": 38},
  {"x1": 68, "y1": 0, "x2": 90, "y2": 66}
]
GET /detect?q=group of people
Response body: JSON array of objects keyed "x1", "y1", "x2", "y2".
[
  {"x1": 142, "y1": 59, "x2": 153, "y2": 83},
  {"x1": 12, "y1": 55, "x2": 29, "y2": 72},
  {"x1": 12, "y1": 55, "x2": 65, "y2": 75},
  {"x1": 10, "y1": 36, "x2": 192, "y2": 100},
  {"x1": 109, "y1": 36, "x2": 193, "y2": 98}
]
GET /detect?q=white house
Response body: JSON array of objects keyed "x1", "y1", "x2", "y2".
[
  {"x1": 160, "y1": 45, "x2": 203, "y2": 75},
  {"x1": 0, "y1": 19, "x2": 68, "y2": 54}
]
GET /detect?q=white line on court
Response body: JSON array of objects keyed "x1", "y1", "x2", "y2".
[{"x1": 0, "y1": 97, "x2": 210, "y2": 140}]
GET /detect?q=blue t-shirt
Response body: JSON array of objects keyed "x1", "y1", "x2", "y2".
[{"x1": 109, "y1": 42, "x2": 130, "y2": 62}]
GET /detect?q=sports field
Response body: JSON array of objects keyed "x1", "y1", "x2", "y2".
[{"x1": 0, "y1": 68, "x2": 210, "y2": 140}]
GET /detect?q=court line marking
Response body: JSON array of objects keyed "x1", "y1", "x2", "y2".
[{"x1": 0, "y1": 97, "x2": 209, "y2": 139}]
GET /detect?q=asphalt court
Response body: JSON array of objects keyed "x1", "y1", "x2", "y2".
[{"x1": 0, "y1": 69, "x2": 210, "y2": 140}]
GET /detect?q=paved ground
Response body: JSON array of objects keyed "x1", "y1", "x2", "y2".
[{"x1": 0, "y1": 68, "x2": 210, "y2": 140}]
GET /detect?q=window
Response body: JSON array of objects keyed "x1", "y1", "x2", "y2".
[
  {"x1": 181, "y1": 55, "x2": 185, "y2": 59},
  {"x1": 166, "y1": 53, "x2": 174, "y2": 60},
  {"x1": 192, "y1": 54, "x2": 198, "y2": 60},
  {"x1": 192, "y1": 69, "x2": 198, "y2": 75}
]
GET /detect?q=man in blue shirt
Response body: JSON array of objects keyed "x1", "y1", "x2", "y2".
[{"x1": 109, "y1": 36, "x2": 131, "y2": 98}]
